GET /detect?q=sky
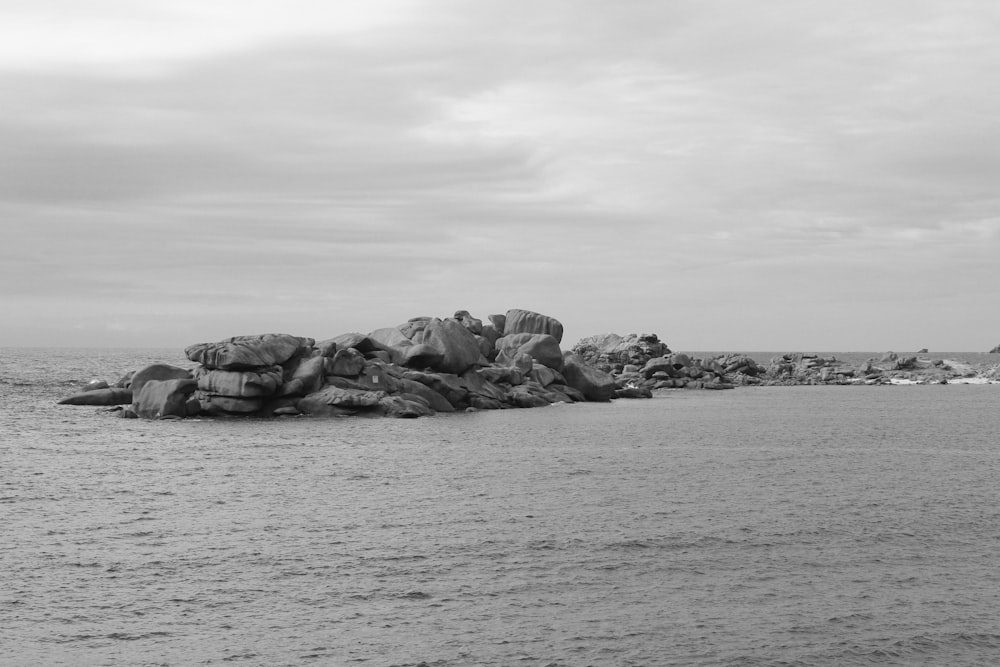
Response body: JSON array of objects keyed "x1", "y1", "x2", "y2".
[{"x1": 3, "y1": 0, "x2": 1000, "y2": 352}]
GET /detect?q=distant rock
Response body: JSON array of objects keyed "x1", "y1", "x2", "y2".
[
  {"x1": 63, "y1": 308, "x2": 826, "y2": 421},
  {"x1": 571, "y1": 333, "x2": 670, "y2": 373}
]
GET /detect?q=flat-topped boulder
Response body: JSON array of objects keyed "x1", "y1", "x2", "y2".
[
  {"x1": 185, "y1": 334, "x2": 314, "y2": 371},
  {"x1": 504, "y1": 309, "x2": 564, "y2": 344}
]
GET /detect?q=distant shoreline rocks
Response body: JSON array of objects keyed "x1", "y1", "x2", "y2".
[{"x1": 56, "y1": 310, "x2": 1000, "y2": 420}]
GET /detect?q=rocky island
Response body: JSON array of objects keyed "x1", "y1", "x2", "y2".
[{"x1": 57, "y1": 307, "x2": 1000, "y2": 419}]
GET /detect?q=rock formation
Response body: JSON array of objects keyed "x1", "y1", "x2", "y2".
[
  {"x1": 59, "y1": 308, "x2": 628, "y2": 419},
  {"x1": 58, "y1": 311, "x2": 1000, "y2": 419}
]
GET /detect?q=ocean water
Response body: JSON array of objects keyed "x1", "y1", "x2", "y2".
[{"x1": 3, "y1": 348, "x2": 1000, "y2": 666}]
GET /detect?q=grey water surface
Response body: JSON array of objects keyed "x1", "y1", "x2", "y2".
[{"x1": 3, "y1": 348, "x2": 1000, "y2": 666}]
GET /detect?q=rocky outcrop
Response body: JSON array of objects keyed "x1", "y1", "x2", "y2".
[
  {"x1": 59, "y1": 308, "x2": 630, "y2": 419},
  {"x1": 572, "y1": 333, "x2": 670, "y2": 373},
  {"x1": 64, "y1": 311, "x2": 1000, "y2": 421},
  {"x1": 571, "y1": 335, "x2": 741, "y2": 393}
]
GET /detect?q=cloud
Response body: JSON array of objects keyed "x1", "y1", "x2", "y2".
[{"x1": 3, "y1": 0, "x2": 1000, "y2": 349}]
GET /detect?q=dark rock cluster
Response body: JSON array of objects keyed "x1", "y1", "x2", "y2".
[
  {"x1": 571, "y1": 336, "x2": 1000, "y2": 389},
  {"x1": 571, "y1": 334, "x2": 761, "y2": 395},
  {"x1": 59, "y1": 308, "x2": 619, "y2": 419},
  {"x1": 58, "y1": 319, "x2": 1000, "y2": 419}
]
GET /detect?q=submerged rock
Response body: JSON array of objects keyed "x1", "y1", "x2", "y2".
[{"x1": 58, "y1": 387, "x2": 133, "y2": 406}]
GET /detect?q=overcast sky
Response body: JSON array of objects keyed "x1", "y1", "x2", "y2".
[{"x1": 3, "y1": 0, "x2": 999, "y2": 352}]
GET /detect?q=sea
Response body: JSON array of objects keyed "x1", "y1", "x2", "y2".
[{"x1": 3, "y1": 347, "x2": 1000, "y2": 667}]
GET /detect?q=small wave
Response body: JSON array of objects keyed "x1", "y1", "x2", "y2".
[
  {"x1": 399, "y1": 590, "x2": 432, "y2": 599},
  {"x1": 809, "y1": 632, "x2": 1000, "y2": 665},
  {"x1": 107, "y1": 631, "x2": 172, "y2": 641}
]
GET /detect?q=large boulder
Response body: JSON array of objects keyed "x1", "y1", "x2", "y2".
[
  {"x1": 415, "y1": 318, "x2": 487, "y2": 375},
  {"x1": 133, "y1": 378, "x2": 199, "y2": 419},
  {"x1": 561, "y1": 352, "x2": 616, "y2": 401},
  {"x1": 130, "y1": 364, "x2": 193, "y2": 397},
  {"x1": 195, "y1": 366, "x2": 283, "y2": 398},
  {"x1": 185, "y1": 334, "x2": 313, "y2": 371},
  {"x1": 504, "y1": 309, "x2": 564, "y2": 344},
  {"x1": 278, "y1": 355, "x2": 327, "y2": 397},
  {"x1": 496, "y1": 333, "x2": 564, "y2": 371}
]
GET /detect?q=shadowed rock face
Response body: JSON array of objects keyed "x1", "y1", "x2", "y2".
[
  {"x1": 133, "y1": 379, "x2": 199, "y2": 419},
  {"x1": 561, "y1": 352, "x2": 616, "y2": 401}
]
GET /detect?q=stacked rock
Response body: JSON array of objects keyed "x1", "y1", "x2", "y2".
[{"x1": 185, "y1": 334, "x2": 315, "y2": 415}]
